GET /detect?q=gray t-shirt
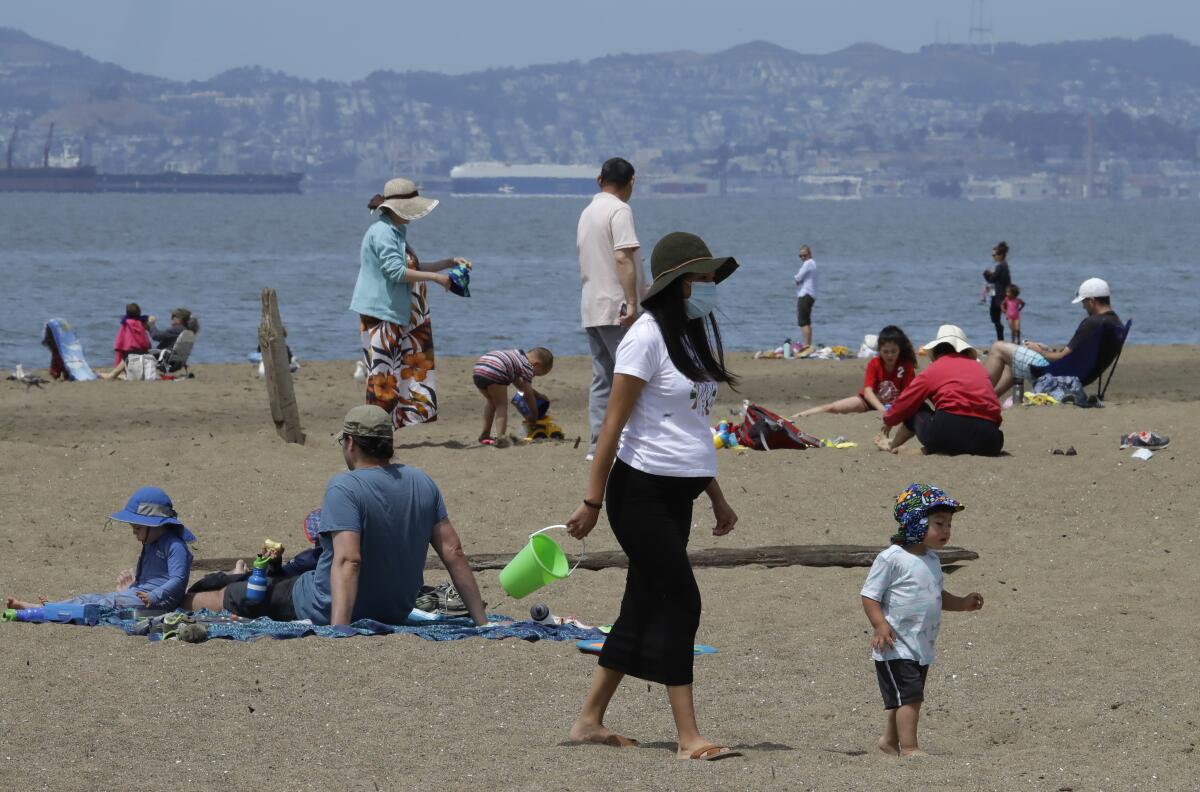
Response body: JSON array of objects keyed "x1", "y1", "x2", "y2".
[
  {"x1": 291, "y1": 465, "x2": 448, "y2": 625},
  {"x1": 860, "y1": 544, "x2": 943, "y2": 665}
]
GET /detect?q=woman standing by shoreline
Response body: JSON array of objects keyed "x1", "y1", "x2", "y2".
[
  {"x1": 983, "y1": 241, "x2": 1012, "y2": 343},
  {"x1": 565, "y1": 231, "x2": 743, "y2": 762},
  {"x1": 352, "y1": 178, "x2": 470, "y2": 428}
]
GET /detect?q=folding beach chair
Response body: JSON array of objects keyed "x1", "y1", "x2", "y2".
[
  {"x1": 156, "y1": 329, "x2": 196, "y2": 375},
  {"x1": 1030, "y1": 319, "x2": 1132, "y2": 402}
]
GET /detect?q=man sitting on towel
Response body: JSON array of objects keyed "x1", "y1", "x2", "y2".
[
  {"x1": 984, "y1": 277, "x2": 1122, "y2": 398},
  {"x1": 185, "y1": 405, "x2": 488, "y2": 626}
]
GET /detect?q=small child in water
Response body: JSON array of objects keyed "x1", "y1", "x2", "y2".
[
  {"x1": 1001, "y1": 285, "x2": 1026, "y2": 344},
  {"x1": 5, "y1": 487, "x2": 195, "y2": 612},
  {"x1": 860, "y1": 484, "x2": 984, "y2": 757},
  {"x1": 472, "y1": 347, "x2": 554, "y2": 445}
]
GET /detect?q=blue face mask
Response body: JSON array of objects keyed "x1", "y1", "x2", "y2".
[{"x1": 685, "y1": 281, "x2": 718, "y2": 320}]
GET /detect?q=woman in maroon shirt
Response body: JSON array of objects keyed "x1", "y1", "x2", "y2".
[{"x1": 875, "y1": 325, "x2": 1004, "y2": 456}]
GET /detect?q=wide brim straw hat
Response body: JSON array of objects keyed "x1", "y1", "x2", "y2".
[
  {"x1": 922, "y1": 324, "x2": 976, "y2": 356},
  {"x1": 373, "y1": 177, "x2": 439, "y2": 221},
  {"x1": 641, "y1": 231, "x2": 739, "y2": 303}
]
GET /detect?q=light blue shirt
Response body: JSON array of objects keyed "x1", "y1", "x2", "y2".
[
  {"x1": 291, "y1": 465, "x2": 449, "y2": 625},
  {"x1": 350, "y1": 218, "x2": 412, "y2": 325},
  {"x1": 860, "y1": 544, "x2": 943, "y2": 665}
]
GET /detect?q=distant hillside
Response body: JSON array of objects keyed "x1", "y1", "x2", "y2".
[{"x1": 1, "y1": 27, "x2": 1197, "y2": 180}]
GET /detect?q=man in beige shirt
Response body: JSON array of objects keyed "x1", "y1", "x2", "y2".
[{"x1": 577, "y1": 157, "x2": 645, "y2": 458}]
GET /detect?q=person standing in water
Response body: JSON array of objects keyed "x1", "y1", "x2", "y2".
[{"x1": 982, "y1": 241, "x2": 1011, "y2": 343}]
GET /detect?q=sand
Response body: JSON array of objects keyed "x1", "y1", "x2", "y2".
[{"x1": 1, "y1": 346, "x2": 1196, "y2": 791}]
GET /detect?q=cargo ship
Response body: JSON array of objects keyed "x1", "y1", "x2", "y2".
[
  {"x1": 450, "y1": 162, "x2": 597, "y2": 196},
  {"x1": 1, "y1": 123, "x2": 303, "y2": 194}
]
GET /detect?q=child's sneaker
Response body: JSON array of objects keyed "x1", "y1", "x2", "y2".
[{"x1": 1119, "y1": 431, "x2": 1169, "y2": 450}]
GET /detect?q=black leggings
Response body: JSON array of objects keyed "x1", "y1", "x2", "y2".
[
  {"x1": 989, "y1": 298, "x2": 1005, "y2": 341},
  {"x1": 907, "y1": 406, "x2": 1004, "y2": 456},
  {"x1": 599, "y1": 458, "x2": 712, "y2": 686}
]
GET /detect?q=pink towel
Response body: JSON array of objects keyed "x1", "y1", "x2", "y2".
[{"x1": 113, "y1": 318, "x2": 152, "y2": 365}]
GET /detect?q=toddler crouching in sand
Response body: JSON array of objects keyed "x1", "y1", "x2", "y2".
[
  {"x1": 5, "y1": 487, "x2": 195, "y2": 612},
  {"x1": 860, "y1": 484, "x2": 983, "y2": 757},
  {"x1": 472, "y1": 347, "x2": 553, "y2": 445}
]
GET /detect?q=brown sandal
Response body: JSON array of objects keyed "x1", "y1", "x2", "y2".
[{"x1": 688, "y1": 744, "x2": 742, "y2": 761}]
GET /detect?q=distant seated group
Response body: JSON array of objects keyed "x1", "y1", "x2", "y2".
[
  {"x1": 102, "y1": 303, "x2": 200, "y2": 380},
  {"x1": 5, "y1": 405, "x2": 488, "y2": 628},
  {"x1": 804, "y1": 277, "x2": 1122, "y2": 458}
]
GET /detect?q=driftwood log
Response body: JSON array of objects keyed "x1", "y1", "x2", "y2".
[
  {"x1": 194, "y1": 544, "x2": 977, "y2": 573},
  {"x1": 258, "y1": 288, "x2": 305, "y2": 444}
]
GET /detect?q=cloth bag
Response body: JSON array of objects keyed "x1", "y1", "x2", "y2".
[{"x1": 125, "y1": 354, "x2": 159, "y2": 381}]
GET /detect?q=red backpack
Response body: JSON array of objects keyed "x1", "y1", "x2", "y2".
[{"x1": 734, "y1": 403, "x2": 821, "y2": 450}]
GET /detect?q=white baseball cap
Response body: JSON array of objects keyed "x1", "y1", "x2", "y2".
[{"x1": 1072, "y1": 277, "x2": 1111, "y2": 303}]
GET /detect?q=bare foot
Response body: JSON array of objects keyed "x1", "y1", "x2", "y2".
[
  {"x1": 5, "y1": 597, "x2": 40, "y2": 609},
  {"x1": 876, "y1": 737, "x2": 899, "y2": 756},
  {"x1": 900, "y1": 748, "x2": 929, "y2": 757},
  {"x1": 232, "y1": 559, "x2": 248, "y2": 574},
  {"x1": 568, "y1": 721, "x2": 639, "y2": 748},
  {"x1": 873, "y1": 433, "x2": 897, "y2": 453}
]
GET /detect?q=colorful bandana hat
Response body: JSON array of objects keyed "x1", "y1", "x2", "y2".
[
  {"x1": 303, "y1": 508, "x2": 322, "y2": 545},
  {"x1": 447, "y1": 263, "x2": 471, "y2": 298},
  {"x1": 891, "y1": 483, "x2": 964, "y2": 545}
]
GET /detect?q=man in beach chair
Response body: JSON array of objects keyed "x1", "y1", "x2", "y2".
[
  {"x1": 985, "y1": 278, "x2": 1124, "y2": 400},
  {"x1": 155, "y1": 327, "x2": 196, "y2": 375}
]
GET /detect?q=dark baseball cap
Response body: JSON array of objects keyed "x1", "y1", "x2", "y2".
[{"x1": 336, "y1": 405, "x2": 393, "y2": 442}]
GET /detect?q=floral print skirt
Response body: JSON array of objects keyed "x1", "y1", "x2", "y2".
[{"x1": 360, "y1": 284, "x2": 436, "y2": 428}]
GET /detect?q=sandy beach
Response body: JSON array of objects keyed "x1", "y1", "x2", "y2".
[{"x1": 1, "y1": 346, "x2": 1196, "y2": 791}]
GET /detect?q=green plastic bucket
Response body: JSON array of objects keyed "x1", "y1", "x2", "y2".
[{"x1": 498, "y1": 525, "x2": 584, "y2": 599}]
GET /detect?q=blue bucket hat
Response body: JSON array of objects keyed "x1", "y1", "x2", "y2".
[
  {"x1": 891, "y1": 483, "x2": 963, "y2": 546},
  {"x1": 110, "y1": 487, "x2": 197, "y2": 543}
]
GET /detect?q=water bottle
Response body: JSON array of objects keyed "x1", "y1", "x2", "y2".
[
  {"x1": 245, "y1": 555, "x2": 270, "y2": 605},
  {"x1": 782, "y1": 338, "x2": 793, "y2": 359},
  {"x1": 1013, "y1": 377, "x2": 1025, "y2": 405},
  {"x1": 529, "y1": 603, "x2": 555, "y2": 625},
  {"x1": 2, "y1": 607, "x2": 46, "y2": 623}
]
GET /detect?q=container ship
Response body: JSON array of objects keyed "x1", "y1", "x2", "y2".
[{"x1": 450, "y1": 162, "x2": 598, "y2": 196}]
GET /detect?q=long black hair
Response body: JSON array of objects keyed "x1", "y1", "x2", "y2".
[
  {"x1": 877, "y1": 325, "x2": 917, "y2": 367},
  {"x1": 642, "y1": 278, "x2": 738, "y2": 387}
]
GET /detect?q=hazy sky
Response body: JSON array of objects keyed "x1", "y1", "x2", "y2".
[{"x1": 2, "y1": 0, "x2": 1194, "y2": 82}]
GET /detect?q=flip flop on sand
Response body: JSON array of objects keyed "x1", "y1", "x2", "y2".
[
  {"x1": 685, "y1": 744, "x2": 742, "y2": 761},
  {"x1": 479, "y1": 438, "x2": 497, "y2": 446}
]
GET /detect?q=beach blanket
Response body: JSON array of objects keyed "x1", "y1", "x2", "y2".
[
  {"x1": 95, "y1": 609, "x2": 604, "y2": 644},
  {"x1": 42, "y1": 318, "x2": 97, "y2": 381}
]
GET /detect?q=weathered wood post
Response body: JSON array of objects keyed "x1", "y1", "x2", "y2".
[{"x1": 259, "y1": 288, "x2": 305, "y2": 444}]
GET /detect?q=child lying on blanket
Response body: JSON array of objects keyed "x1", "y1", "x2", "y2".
[
  {"x1": 186, "y1": 509, "x2": 324, "y2": 595},
  {"x1": 5, "y1": 487, "x2": 195, "y2": 611}
]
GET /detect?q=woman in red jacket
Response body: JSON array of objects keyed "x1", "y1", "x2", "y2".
[{"x1": 875, "y1": 325, "x2": 1003, "y2": 456}]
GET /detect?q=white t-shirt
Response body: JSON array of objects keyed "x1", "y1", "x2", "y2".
[
  {"x1": 613, "y1": 314, "x2": 718, "y2": 478},
  {"x1": 794, "y1": 258, "x2": 817, "y2": 298},
  {"x1": 860, "y1": 544, "x2": 943, "y2": 665},
  {"x1": 577, "y1": 192, "x2": 646, "y2": 328}
]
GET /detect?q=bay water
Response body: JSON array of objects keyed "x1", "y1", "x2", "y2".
[{"x1": 1, "y1": 194, "x2": 1196, "y2": 369}]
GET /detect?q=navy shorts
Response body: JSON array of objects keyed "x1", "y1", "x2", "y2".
[
  {"x1": 875, "y1": 659, "x2": 929, "y2": 710},
  {"x1": 223, "y1": 575, "x2": 299, "y2": 621}
]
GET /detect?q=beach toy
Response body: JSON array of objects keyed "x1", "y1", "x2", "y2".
[
  {"x1": 498, "y1": 525, "x2": 584, "y2": 599},
  {"x1": 575, "y1": 638, "x2": 717, "y2": 656},
  {"x1": 3, "y1": 607, "x2": 46, "y2": 623}
]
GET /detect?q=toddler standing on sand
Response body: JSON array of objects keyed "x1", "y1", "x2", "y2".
[
  {"x1": 472, "y1": 347, "x2": 554, "y2": 445},
  {"x1": 860, "y1": 484, "x2": 984, "y2": 757}
]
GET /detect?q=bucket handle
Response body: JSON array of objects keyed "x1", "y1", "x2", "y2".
[{"x1": 531, "y1": 524, "x2": 586, "y2": 576}]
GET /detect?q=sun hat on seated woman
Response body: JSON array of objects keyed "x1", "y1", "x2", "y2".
[
  {"x1": 921, "y1": 324, "x2": 976, "y2": 358},
  {"x1": 367, "y1": 177, "x2": 439, "y2": 221}
]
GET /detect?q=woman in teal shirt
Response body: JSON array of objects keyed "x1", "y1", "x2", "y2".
[{"x1": 353, "y1": 178, "x2": 470, "y2": 428}]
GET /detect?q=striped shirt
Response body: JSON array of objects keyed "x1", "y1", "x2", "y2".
[{"x1": 473, "y1": 349, "x2": 533, "y2": 386}]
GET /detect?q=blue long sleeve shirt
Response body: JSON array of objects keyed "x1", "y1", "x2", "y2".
[
  {"x1": 132, "y1": 530, "x2": 194, "y2": 609},
  {"x1": 350, "y1": 218, "x2": 412, "y2": 325}
]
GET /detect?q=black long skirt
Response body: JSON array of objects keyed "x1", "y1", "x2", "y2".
[{"x1": 598, "y1": 458, "x2": 712, "y2": 686}]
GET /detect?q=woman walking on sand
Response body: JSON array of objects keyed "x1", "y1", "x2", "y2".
[
  {"x1": 983, "y1": 241, "x2": 1012, "y2": 343},
  {"x1": 565, "y1": 231, "x2": 743, "y2": 762},
  {"x1": 352, "y1": 178, "x2": 470, "y2": 428}
]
